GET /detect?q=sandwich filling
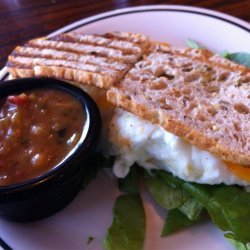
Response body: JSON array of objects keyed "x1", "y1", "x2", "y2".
[{"x1": 107, "y1": 108, "x2": 250, "y2": 186}]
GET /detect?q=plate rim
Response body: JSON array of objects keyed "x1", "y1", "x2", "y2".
[
  {"x1": 49, "y1": 4, "x2": 250, "y2": 36},
  {"x1": 1, "y1": 4, "x2": 249, "y2": 81}
]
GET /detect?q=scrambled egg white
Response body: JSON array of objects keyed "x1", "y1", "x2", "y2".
[{"x1": 108, "y1": 109, "x2": 249, "y2": 186}]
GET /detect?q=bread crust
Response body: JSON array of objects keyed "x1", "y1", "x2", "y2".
[{"x1": 7, "y1": 64, "x2": 115, "y2": 88}]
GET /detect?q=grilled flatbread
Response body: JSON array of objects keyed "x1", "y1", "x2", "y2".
[{"x1": 7, "y1": 31, "x2": 150, "y2": 89}]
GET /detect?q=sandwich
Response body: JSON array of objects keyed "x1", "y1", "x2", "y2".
[
  {"x1": 105, "y1": 43, "x2": 250, "y2": 248},
  {"x1": 107, "y1": 43, "x2": 250, "y2": 185},
  {"x1": 6, "y1": 32, "x2": 250, "y2": 248}
]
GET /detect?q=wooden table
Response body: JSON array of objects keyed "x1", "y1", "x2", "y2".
[{"x1": 0, "y1": 0, "x2": 249, "y2": 68}]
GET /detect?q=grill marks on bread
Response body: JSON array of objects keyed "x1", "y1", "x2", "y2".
[
  {"x1": 7, "y1": 32, "x2": 150, "y2": 88},
  {"x1": 11, "y1": 47, "x2": 128, "y2": 71},
  {"x1": 50, "y1": 33, "x2": 144, "y2": 55},
  {"x1": 107, "y1": 44, "x2": 250, "y2": 166}
]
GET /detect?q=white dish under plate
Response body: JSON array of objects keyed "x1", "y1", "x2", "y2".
[{"x1": 0, "y1": 5, "x2": 249, "y2": 250}]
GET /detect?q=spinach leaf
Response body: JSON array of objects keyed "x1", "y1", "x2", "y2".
[
  {"x1": 158, "y1": 170, "x2": 183, "y2": 188},
  {"x1": 220, "y1": 51, "x2": 250, "y2": 68},
  {"x1": 157, "y1": 170, "x2": 250, "y2": 243},
  {"x1": 178, "y1": 197, "x2": 203, "y2": 221},
  {"x1": 161, "y1": 209, "x2": 195, "y2": 237},
  {"x1": 183, "y1": 182, "x2": 250, "y2": 244},
  {"x1": 145, "y1": 171, "x2": 203, "y2": 236},
  {"x1": 104, "y1": 194, "x2": 146, "y2": 250},
  {"x1": 226, "y1": 52, "x2": 250, "y2": 68},
  {"x1": 186, "y1": 39, "x2": 204, "y2": 49},
  {"x1": 225, "y1": 233, "x2": 250, "y2": 250},
  {"x1": 219, "y1": 50, "x2": 231, "y2": 59},
  {"x1": 118, "y1": 165, "x2": 139, "y2": 194},
  {"x1": 187, "y1": 39, "x2": 250, "y2": 68},
  {"x1": 148, "y1": 170, "x2": 203, "y2": 219},
  {"x1": 145, "y1": 171, "x2": 189, "y2": 209}
]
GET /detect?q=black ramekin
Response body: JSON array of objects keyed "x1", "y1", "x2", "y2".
[{"x1": 0, "y1": 78, "x2": 101, "y2": 222}]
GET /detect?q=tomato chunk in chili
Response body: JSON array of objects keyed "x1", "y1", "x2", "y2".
[{"x1": 0, "y1": 88, "x2": 85, "y2": 186}]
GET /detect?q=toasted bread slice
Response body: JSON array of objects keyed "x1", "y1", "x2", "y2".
[
  {"x1": 7, "y1": 31, "x2": 150, "y2": 89},
  {"x1": 107, "y1": 44, "x2": 250, "y2": 166}
]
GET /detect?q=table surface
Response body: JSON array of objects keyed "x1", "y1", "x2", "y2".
[{"x1": 0, "y1": 0, "x2": 249, "y2": 68}]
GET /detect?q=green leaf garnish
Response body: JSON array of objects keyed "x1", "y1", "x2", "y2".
[
  {"x1": 219, "y1": 50, "x2": 231, "y2": 59},
  {"x1": 178, "y1": 197, "x2": 203, "y2": 221},
  {"x1": 184, "y1": 182, "x2": 250, "y2": 243},
  {"x1": 226, "y1": 52, "x2": 250, "y2": 68},
  {"x1": 161, "y1": 209, "x2": 195, "y2": 237},
  {"x1": 145, "y1": 171, "x2": 189, "y2": 209},
  {"x1": 186, "y1": 39, "x2": 204, "y2": 49},
  {"x1": 157, "y1": 171, "x2": 250, "y2": 243},
  {"x1": 104, "y1": 194, "x2": 146, "y2": 250},
  {"x1": 187, "y1": 39, "x2": 250, "y2": 68}
]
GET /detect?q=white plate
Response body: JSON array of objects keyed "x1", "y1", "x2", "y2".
[{"x1": 0, "y1": 5, "x2": 249, "y2": 250}]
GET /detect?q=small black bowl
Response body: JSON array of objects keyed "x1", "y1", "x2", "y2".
[{"x1": 0, "y1": 78, "x2": 101, "y2": 222}]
